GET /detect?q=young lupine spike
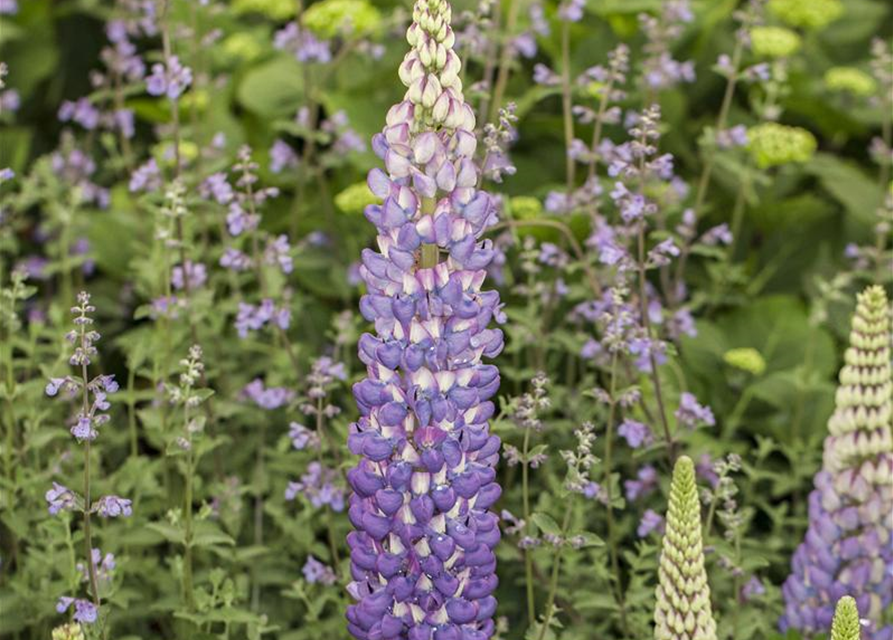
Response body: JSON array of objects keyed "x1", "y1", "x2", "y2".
[
  {"x1": 781, "y1": 285, "x2": 893, "y2": 639},
  {"x1": 654, "y1": 455, "x2": 717, "y2": 640},
  {"x1": 345, "y1": 0, "x2": 504, "y2": 638},
  {"x1": 831, "y1": 597, "x2": 862, "y2": 640}
]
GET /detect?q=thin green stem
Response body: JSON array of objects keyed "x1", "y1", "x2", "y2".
[
  {"x1": 521, "y1": 425, "x2": 536, "y2": 628},
  {"x1": 536, "y1": 503, "x2": 574, "y2": 640},
  {"x1": 560, "y1": 21, "x2": 575, "y2": 195}
]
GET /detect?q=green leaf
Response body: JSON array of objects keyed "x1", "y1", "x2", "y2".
[
  {"x1": 572, "y1": 531, "x2": 605, "y2": 547},
  {"x1": 531, "y1": 512, "x2": 562, "y2": 536},
  {"x1": 237, "y1": 55, "x2": 305, "y2": 118},
  {"x1": 807, "y1": 153, "x2": 882, "y2": 227}
]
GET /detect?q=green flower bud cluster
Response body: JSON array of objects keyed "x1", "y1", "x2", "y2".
[
  {"x1": 824, "y1": 285, "x2": 892, "y2": 474},
  {"x1": 654, "y1": 456, "x2": 718, "y2": 640},
  {"x1": 232, "y1": 0, "x2": 293, "y2": 20},
  {"x1": 825, "y1": 67, "x2": 878, "y2": 97},
  {"x1": 723, "y1": 348, "x2": 767, "y2": 376},
  {"x1": 747, "y1": 123, "x2": 817, "y2": 169},
  {"x1": 52, "y1": 624, "x2": 85, "y2": 640},
  {"x1": 750, "y1": 26, "x2": 802, "y2": 59},
  {"x1": 335, "y1": 181, "x2": 380, "y2": 214},
  {"x1": 831, "y1": 596, "x2": 862, "y2": 640},
  {"x1": 768, "y1": 0, "x2": 844, "y2": 30},
  {"x1": 303, "y1": 0, "x2": 382, "y2": 39}
]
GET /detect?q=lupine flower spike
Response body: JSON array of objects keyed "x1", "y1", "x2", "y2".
[
  {"x1": 831, "y1": 596, "x2": 863, "y2": 640},
  {"x1": 345, "y1": 0, "x2": 504, "y2": 638},
  {"x1": 781, "y1": 285, "x2": 893, "y2": 639},
  {"x1": 654, "y1": 455, "x2": 718, "y2": 640}
]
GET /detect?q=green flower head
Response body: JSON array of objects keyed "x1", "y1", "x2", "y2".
[
  {"x1": 509, "y1": 195, "x2": 543, "y2": 220},
  {"x1": 335, "y1": 181, "x2": 380, "y2": 214},
  {"x1": 750, "y1": 26, "x2": 802, "y2": 59},
  {"x1": 825, "y1": 67, "x2": 878, "y2": 97},
  {"x1": 303, "y1": 0, "x2": 382, "y2": 39},
  {"x1": 232, "y1": 0, "x2": 293, "y2": 20},
  {"x1": 723, "y1": 348, "x2": 767, "y2": 376},
  {"x1": 824, "y1": 285, "x2": 892, "y2": 472},
  {"x1": 831, "y1": 596, "x2": 862, "y2": 640},
  {"x1": 768, "y1": 0, "x2": 844, "y2": 30},
  {"x1": 747, "y1": 123, "x2": 817, "y2": 169},
  {"x1": 654, "y1": 456, "x2": 717, "y2": 640}
]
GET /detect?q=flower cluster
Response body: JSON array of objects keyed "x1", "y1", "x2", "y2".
[
  {"x1": 781, "y1": 286, "x2": 893, "y2": 639},
  {"x1": 345, "y1": 1, "x2": 503, "y2": 637},
  {"x1": 654, "y1": 455, "x2": 718, "y2": 640},
  {"x1": 831, "y1": 596, "x2": 862, "y2": 640}
]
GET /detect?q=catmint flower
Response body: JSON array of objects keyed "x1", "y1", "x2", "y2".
[
  {"x1": 171, "y1": 261, "x2": 207, "y2": 291},
  {"x1": 129, "y1": 158, "x2": 161, "y2": 193},
  {"x1": 220, "y1": 248, "x2": 252, "y2": 271},
  {"x1": 637, "y1": 509, "x2": 665, "y2": 537},
  {"x1": 93, "y1": 495, "x2": 133, "y2": 518},
  {"x1": 289, "y1": 422, "x2": 321, "y2": 450},
  {"x1": 264, "y1": 235, "x2": 294, "y2": 274},
  {"x1": 654, "y1": 456, "x2": 718, "y2": 640},
  {"x1": 77, "y1": 548, "x2": 116, "y2": 584},
  {"x1": 269, "y1": 139, "x2": 298, "y2": 174},
  {"x1": 715, "y1": 125, "x2": 749, "y2": 149},
  {"x1": 146, "y1": 55, "x2": 192, "y2": 99},
  {"x1": 781, "y1": 286, "x2": 893, "y2": 640},
  {"x1": 274, "y1": 22, "x2": 332, "y2": 63},
  {"x1": 831, "y1": 596, "x2": 863, "y2": 640},
  {"x1": 558, "y1": 0, "x2": 586, "y2": 22},
  {"x1": 286, "y1": 462, "x2": 345, "y2": 511},
  {"x1": 200, "y1": 172, "x2": 234, "y2": 204},
  {"x1": 618, "y1": 418, "x2": 653, "y2": 448},
  {"x1": 303, "y1": 555, "x2": 338, "y2": 585},
  {"x1": 234, "y1": 300, "x2": 291, "y2": 337},
  {"x1": 56, "y1": 598, "x2": 98, "y2": 624},
  {"x1": 346, "y1": 1, "x2": 503, "y2": 637},
  {"x1": 241, "y1": 378, "x2": 294, "y2": 410},
  {"x1": 741, "y1": 576, "x2": 766, "y2": 602},
  {"x1": 46, "y1": 482, "x2": 78, "y2": 515},
  {"x1": 675, "y1": 392, "x2": 715, "y2": 428},
  {"x1": 625, "y1": 464, "x2": 659, "y2": 501},
  {"x1": 58, "y1": 99, "x2": 101, "y2": 130},
  {"x1": 0, "y1": 0, "x2": 18, "y2": 14}
]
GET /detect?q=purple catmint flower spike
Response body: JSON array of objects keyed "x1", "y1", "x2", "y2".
[
  {"x1": 781, "y1": 285, "x2": 893, "y2": 640},
  {"x1": 345, "y1": 1, "x2": 504, "y2": 638}
]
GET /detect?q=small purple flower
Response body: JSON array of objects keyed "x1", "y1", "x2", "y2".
[
  {"x1": 56, "y1": 597, "x2": 98, "y2": 624},
  {"x1": 558, "y1": 0, "x2": 586, "y2": 22},
  {"x1": 269, "y1": 139, "x2": 298, "y2": 174},
  {"x1": 171, "y1": 261, "x2": 207, "y2": 291},
  {"x1": 93, "y1": 495, "x2": 133, "y2": 518},
  {"x1": 637, "y1": 509, "x2": 665, "y2": 537},
  {"x1": 625, "y1": 465, "x2": 658, "y2": 501},
  {"x1": 0, "y1": 0, "x2": 18, "y2": 15},
  {"x1": 46, "y1": 482, "x2": 78, "y2": 515},
  {"x1": 220, "y1": 248, "x2": 252, "y2": 271},
  {"x1": 286, "y1": 461, "x2": 344, "y2": 511},
  {"x1": 617, "y1": 418, "x2": 653, "y2": 448},
  {"x1": 302, "y1": 555, "x2": 337, "y2": 585},
  {"x1": 289, "y1": 422, "x2": 321, "y2": 450},
  {"x1": 675, "y1": 392, "x2": 715, "y2": 428},
  {"x1": 146, "y1": 55, "x2": 192, "y2": 99},
  {"x1": 242, "y1": 378, "x2": 294, "y2": 410},
  {"x1": 741, "y1": 576, "x2": 765, "y2": 602},
  {"x1": 58, "y1": 98, "x2": 100, "y2": 130},
  {"x1": 200, "y1": 172, "x2": 234, "y2": 205},
  {"x1": 129, "y1": 158, "x2": 161, "y2": 193}
]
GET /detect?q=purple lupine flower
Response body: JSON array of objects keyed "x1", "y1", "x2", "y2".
[
  {"x1": 637, "y1": 509, "x2": 665, "y2": 537},
  {"x1": 146, "y1": 55, "x2": 192, "y2": 99},
  {"x1": 345, "y1": 3, "x2": 503, "y2": 638},
  {"x1": 93, "y1": 495, "x2": 133, "y2": 518},
  {"x1": 303, "y1": 555, "x2": 337, "y2": 585},
  {"x1": 617, "y1": 418, "x2": 653, "y2": 448},
  {"x1": 56, "y1": 597, "x2": 98, "y2": 624},
  {"x1": 781, "y1": 286, "x2": 893, "y2": 640},
  {"x1": 675, "y1": 392, "x2": 715, "y2": 428},
  {"x1": 46, "y1": 482, "x2": 78, "y2": 515}
]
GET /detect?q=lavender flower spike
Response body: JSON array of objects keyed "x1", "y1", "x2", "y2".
[
  {"x1": 781, "y1": 285, "x2": 893, "y2": 640},
  {"x1": 654, "y1": 455, "x2": 717, "y2": 640},
  {"x1": 346, "y1": 1, "x2": 504, "y2": 638}
]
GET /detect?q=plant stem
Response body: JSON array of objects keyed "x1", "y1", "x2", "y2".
[
  {"x1": 536, "y1": 503, "x2": 574, "y2": 640},
  {"x1": 521, "y1": 424, "x2": 536, "y2": 628},
  {"x1": 182, "y1": 404, "x2": 196, "y2": 611},
  {"x1": 560, "y1": 20, "x2": 575, "y2": 195},
  {"x1": 489, "y1": 0, "x2": 521, "y2": 123}
]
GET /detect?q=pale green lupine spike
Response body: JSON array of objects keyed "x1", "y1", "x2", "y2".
[
  {"x1": 831, "y1": 596, "x2": 862, "y2": 640},
  {"x1": 654, "y1": 456, "x2": 718, "y2": 640},
  {"x1": 824, "y1": 285, "x2": 892, "y2": 473}
]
